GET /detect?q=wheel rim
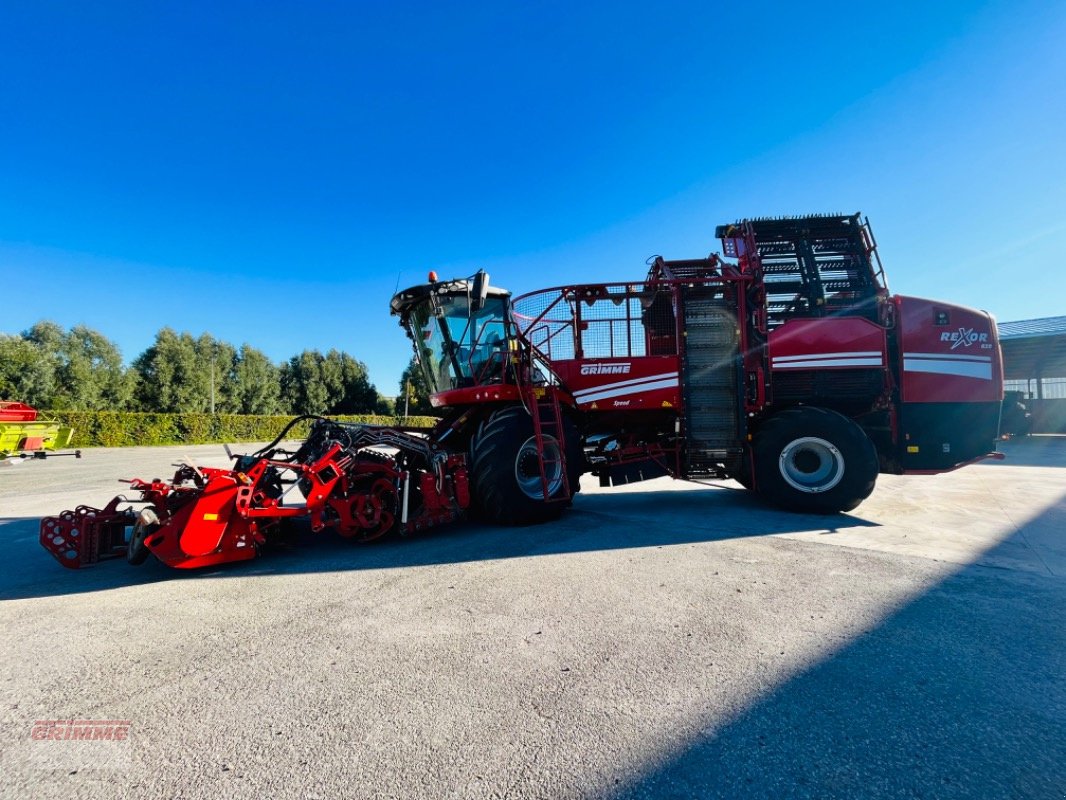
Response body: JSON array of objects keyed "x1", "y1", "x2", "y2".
[
  {"x1": 778, "y1": 436, "x2": 844, "y2": 493},
  {"x1": 514, "y1": 435, "x2": 564, "y2": 500}
]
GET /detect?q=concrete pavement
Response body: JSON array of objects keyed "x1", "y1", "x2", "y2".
[{"x1": 1, "y1": 436, "x2": 1063, "y2": 798}]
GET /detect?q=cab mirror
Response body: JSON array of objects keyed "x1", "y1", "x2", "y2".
[{"x1": 470, "y1": 270, "x2": 489, "y2": 314}]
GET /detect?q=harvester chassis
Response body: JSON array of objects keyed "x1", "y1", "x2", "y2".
[{"x1": 39, "y1": 211, "x2": 1005, "y2": 572}]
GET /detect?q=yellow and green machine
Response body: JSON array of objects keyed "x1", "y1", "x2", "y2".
[{"x1": 0, "y1": 402, "x2": 77, "y2": 463}]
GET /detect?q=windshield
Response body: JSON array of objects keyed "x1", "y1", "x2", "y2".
[{"x1": 408, "y1": 294, "x2": 509, "y2": 394}]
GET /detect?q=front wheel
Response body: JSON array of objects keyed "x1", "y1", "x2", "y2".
[
  {"x1": 470, "y1": 406, "x2": 582, "y2": 526},
  {"x1": 752, "y1": 407, "x2": 878, "y2": 514}
]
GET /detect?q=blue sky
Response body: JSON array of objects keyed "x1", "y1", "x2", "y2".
[{"x1": 3, "y1": 1, "x2": 1064, "y2": 394}]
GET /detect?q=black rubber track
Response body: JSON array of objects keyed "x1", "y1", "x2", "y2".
[
  {"x1": 752, "y1": 406, "x2": 878, "y2": 514},
  {"x1": 469, "y1": 405, "x2": 582, "y2": 526}
]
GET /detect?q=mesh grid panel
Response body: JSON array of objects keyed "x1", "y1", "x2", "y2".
[{"x1": 513, "y1": 284, "x2": 679, "y2": 361}]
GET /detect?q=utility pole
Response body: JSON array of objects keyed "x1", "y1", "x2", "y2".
[
  {"x1": 210, "y1": 359, "x2": 215, "y2": 415},
  {"x1": 404, "y1": 378, "x2": 410, "y2": 419}
]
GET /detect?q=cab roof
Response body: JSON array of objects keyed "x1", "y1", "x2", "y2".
[{"x1": 389, "y1": 278, "x2": 510, "y2": 317}]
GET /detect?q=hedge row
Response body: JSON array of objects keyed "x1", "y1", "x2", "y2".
[{"x1": 44, "y1": 411, "x2": 439, "y2": 448}]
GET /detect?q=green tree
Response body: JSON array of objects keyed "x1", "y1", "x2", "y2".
[
  {"x1": 324, "y1": 349, "x2": 381, "y2": 414},
  {"x1": 233, "y1": 344, "x2": 282, "y2": 414},
  {"x1": 132, "y1": 329, "x2": 199, "y2": 412},
  {"x1": 3, "y1": 320, "x2": 397, "y2": 417},
  {"x1": 280, "y1": 350, "x2": 328, "y2": 414},
  {"x1": 133, "y1": 329, "x2": 247, "y2": 413},
  {"x1": 0, "y1": 334, "x2": 55, "y2": 407},
  {"x1": 18, "y1": 321, "x2": 132, "y2": 410},
  {"x1": 279, "y1": 349, "x2": 387, "y2": 415},
  {"x1": 133, "y1": 328, "x2": 189, "y2": 412},
  {"x1": 60, "y1": 325, "x2": 133, "y2": 409},
  {"x1": 397, "y1": 355, "x2": 433, "y2": 416},
  {"x1": 22, "y1": 320, "x2": 65, "y2": 352},
  {"x1": 19, "y1": 321, "x2": 65, "y2": 408},
  {"x1": 195, "y1": 334, "x2": 239, "y2": 413}
]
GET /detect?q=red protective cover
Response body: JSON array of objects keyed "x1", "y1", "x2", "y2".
[
  {"x1": 551, "y1": 356, "x2": 681, "y2": 411},
  {"x1": 894, "y1": 296, "x2": 1002, "y2": 403},
  {"x1": 768, "y1": 318, "x2": 888, "y2": 371}
]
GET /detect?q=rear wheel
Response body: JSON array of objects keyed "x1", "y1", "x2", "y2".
[
  {"x1": 470, "y1": 406, "x2": 582, "y2": 525},
  {"x1": 752, "y1": 407, "x2": 878, "y2": 514}
]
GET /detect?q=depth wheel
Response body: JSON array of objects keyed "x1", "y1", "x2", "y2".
[
  {"x1": 127, "y1": 520, "x2": 157, "y2": 566},
  {"x1": 752, "y1": 407, "x2": 878, "y2": 514}
]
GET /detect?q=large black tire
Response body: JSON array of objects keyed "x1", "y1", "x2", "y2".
[
  {"x1": 752, "y1": 407, "x2": 878, "y2": 514},
  {"x1": 470, "y1": 406, "x2": 582, "y2": 526},
  {"x1": 733, "y1": 452, "x2": 754, "y2": 491}
]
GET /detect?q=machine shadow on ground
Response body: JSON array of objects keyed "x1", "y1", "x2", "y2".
[
  {"x1": 612, "y1": 491, "x2": 1066, "y2": 800},
  {"x1": 1, "y1": 485, "x2": 878, "y2": 601}
]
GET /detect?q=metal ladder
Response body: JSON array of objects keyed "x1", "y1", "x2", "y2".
[{"x1": 527, "y1": 386, "x2": 571, "y2": 502}]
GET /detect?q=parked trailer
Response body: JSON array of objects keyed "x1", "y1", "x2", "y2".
[
  {"x1": 1, "y1": 402, "x2": 78, "y2": 464},
  {"x1": 40, "y1": 213, "x2": 1004, "y2": 569}
]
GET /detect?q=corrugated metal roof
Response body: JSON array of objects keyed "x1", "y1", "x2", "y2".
[
  {"x1": 997, "y1": 316, "x2": 1066, "y2": 340},
  {"x1": 998, "y1": 317, "x2": 1066, "y2": 378}
]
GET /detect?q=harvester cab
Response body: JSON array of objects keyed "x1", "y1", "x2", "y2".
[{"x1": 390, "y1": 271, "x2": 517, "y2": 403}]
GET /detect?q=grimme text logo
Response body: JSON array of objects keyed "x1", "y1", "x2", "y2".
[
  {"x1": 31, "y1": 719, "x2": 132, "y2": 741},
  {"x1": 580, "y1": 362, "x2": 632, "y2": 376}
]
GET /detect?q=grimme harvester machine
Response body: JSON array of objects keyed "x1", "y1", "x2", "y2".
[
  {"x1": 1, "y1": 402, "x2": 78, "y2": 464},
  {"x1": 40, "y1": 214, "x2": 1005, "y2": 570}
]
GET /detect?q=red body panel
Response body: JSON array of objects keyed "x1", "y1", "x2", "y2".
[
  {"x1": 0, "y1": 402, "x2": 38, "y2": 422},
  {"x1": 431, "y1": 384, "x2": 522, "y2": 408},
  {"x1": 894, "y1": 296, "x2": 1002, "y2": 403},
  {"x1": 550, "y1": 356, "x2": 681, "y2": 411},
  {"x1": 177, "y1": 476, "x2": 244, "y2": 557},
  {"x1": 768, "y1": 317, "x2": 888, "y2": 371}
]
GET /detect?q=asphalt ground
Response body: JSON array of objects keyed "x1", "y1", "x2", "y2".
[{"x1": 0, "y1": 437, "x2": 1063, "y2": 799}]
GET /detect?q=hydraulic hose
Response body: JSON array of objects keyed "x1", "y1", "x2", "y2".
[{"x1": 250, "y1": 414, "x2": 330, "y2": 459}]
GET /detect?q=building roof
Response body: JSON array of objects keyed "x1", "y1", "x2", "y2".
[
  {"x1": 997, "y1": 316, "x2": 1066, "y2": 379},
  {"x1": 997, "y1": 316, "x2": 1066, "y2": 340}
]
